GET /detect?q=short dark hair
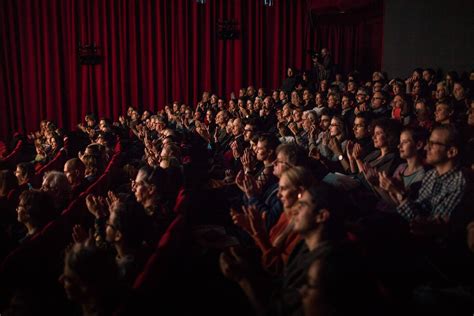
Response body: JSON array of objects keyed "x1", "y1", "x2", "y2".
[
  {"x1": 19, "y1": 190, "x2": 56, "y2": 228},
  {"x1": 17, "y1": 162, "x2": 35, "y2": 179},
  {"x1": 258, "y1": 133, "x2": 280, "y2": 151},
  {"x1": 276, "y1": 144, "x2": 308, "y2": 167},
  {"x1": 432, "y1": 124, "x2": 462, "y2": 151},
  {"x1": 371, "y1": 118, "x2": 401, "y2": 151}
]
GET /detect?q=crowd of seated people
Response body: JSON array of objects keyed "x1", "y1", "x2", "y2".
[{"x1": 0, "y1": 59, "x2": 473, "y2": 315}]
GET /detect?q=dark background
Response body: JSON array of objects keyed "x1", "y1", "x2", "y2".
[{"x1": 383, "y1": 0, "x2": 474, "y2": 79}]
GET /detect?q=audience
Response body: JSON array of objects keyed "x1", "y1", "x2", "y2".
[{"x1": 0, "y1": 65, "x2": 473, "y2": 315}]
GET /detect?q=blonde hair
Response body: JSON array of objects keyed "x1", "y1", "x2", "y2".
[{"x1": 281, "y1": 166, "x2": 314, "y2": 190}]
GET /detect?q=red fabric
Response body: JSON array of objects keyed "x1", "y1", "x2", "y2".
[
  {"x1": 254, "y1": 211, "x2": 301, "y2": 275},
  {"x1": 33, "y1": 148, "x2": 68, "y2": 182},
  {"x1": 0, "y1": 140, "x2": 24, "y2": 164},
  {"x1": 0, "y1": 0, "x2": 382, "y2": 141},
  {"x1": 133, "y1": 214, "x2": 186, "y2": 290}
]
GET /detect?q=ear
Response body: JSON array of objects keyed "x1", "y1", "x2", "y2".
[
  {"x1": 114, "y1": 230, "x2": 123, "y2": 243},
  {"x1": 315, "y1": 208, "x2": 330, "y2": 224},
  {"x1": 447, "y1": 146, "x2": 458, "y2": 159},
  {"x1": 416, "y1": 141, "x2": 424, "y2": 151}
]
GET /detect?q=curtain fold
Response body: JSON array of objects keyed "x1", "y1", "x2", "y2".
[{"x1": 0, "y1": 0, "x2": 382, "y2": 141}]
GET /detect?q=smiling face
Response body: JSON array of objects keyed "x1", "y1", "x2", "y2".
[
  {"x1": 277, "y1": 174, "x2": 299, "y2": 209},
  {"x1": 273, "y1": 151, "x2": 290, "y2": 178}
]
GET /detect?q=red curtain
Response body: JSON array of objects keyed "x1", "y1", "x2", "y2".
[{"x1": 0, "y1": 0, "x2": 382, "y2": 141}]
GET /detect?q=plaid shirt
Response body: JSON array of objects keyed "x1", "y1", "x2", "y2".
[{"x1": 397, "y1": 167, "x2": 466, "y2": 222}]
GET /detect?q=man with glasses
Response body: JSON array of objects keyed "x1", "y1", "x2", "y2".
[
  {"x1": 396, "y1": 125, "x2": 466, "y2": 223},
  {"x1": 370, "y1": 91, "x2": 390, "y2": 120}
]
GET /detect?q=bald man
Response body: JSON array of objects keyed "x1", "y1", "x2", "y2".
[{"x1": 64, "y1": 158, "x2": 89, "y2": 197}]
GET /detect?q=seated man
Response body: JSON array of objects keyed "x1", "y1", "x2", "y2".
[
  {"x1": 396, "y1": 125, "x2": 466, "y2": 223},
  {"x1": 221, "y1": 183, "x2": 345, "y2": 316},
  {"x1": 63, "y1": 158, "x2": 90, "y2": 198}
]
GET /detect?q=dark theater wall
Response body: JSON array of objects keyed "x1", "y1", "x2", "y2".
[{"x1": 383, "y1": 0, "x2": 474, "y2": 79}]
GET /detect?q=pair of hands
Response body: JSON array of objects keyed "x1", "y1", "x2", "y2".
[
  {"x1": 220, "y1": 246, "x2": 249, "y2": 282},
  {"x1": 231, "y1": 140, "x2": 244, "y2": 159},
  {"x1": 345, "y1": 140, "x2": 363, "y2": 161},
  {"x1": 235, "y1": 170, "x2": 258, "y2": 198},
  {"x1": 230, "y1": 204, "x2": 267, "y2": 241},
  {"x1": 71, "y1": 191, "x2": 121, "y2": 245},
  {"x1": 240, "y1": 148, "x2": 256, "y2": 173}
]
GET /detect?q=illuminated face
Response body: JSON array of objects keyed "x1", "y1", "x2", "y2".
[
  {"x1": 273, "y1": 152, "x2": 290, "y2": 178},
  {"x1": 398, "y1": 131, "x2": 417, "y2": 160},
  {"x1": 371, "y1": 92, "x2": 384, "y2": 109},
  {"x1": 352, "y1": 117, "x2": 368, "y2": 140},
  {"x1": 64, "y1": 163, "x2": 79, "y2": 185},
  {"x1": 434, "y1": 103, "x2": 451, "y2": 123},
  {"x1": 132, "y1": 170, "x2": 152, "y2": 205},
  {"x1": 329, "y1": 118, "x2": 342, "y2": 137},
  {"x1": 16, "y1": 199, "x2": 29, "y2": 224},
  {"x1": 425, "y1": 129, "x2": 450, "y2": 166},
  {"x1": 320, "y1": 115, "x2": 331, "y2": 131},
  {"x1": 293, "y1": 190, "x2": 317, "y2": 234},
  {"x1": 256, "y1": 140, "x2": 269, "y2": 161},
  {"x1": 372, "y1": 126, "x2": 387, "y2": 149},
  {"x1": 277, "y1": 174, "x2": 299, "y2": 209}
]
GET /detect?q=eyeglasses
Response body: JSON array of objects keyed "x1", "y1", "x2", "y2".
[
  {"x1": 330, "y1": 123, "x2": 340, "y2": 127},
  {"x1": 426, "y1": 140, "x2": 448, "y2": 148},
  {"x1": 273, "y1": 159, "x2": 291, "y2": 167},
  {"x1": 353, "y1": 124, "x2": 366, "y2": 129}
]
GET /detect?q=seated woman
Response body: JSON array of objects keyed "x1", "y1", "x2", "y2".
[
  {"x1": 351, "y1": 118, "x2": 402, "y2": 184},
  {"x1": 376, "y1": 126, "x2": 429, "y2": 210},
  {"x1": 318, "y1": 115, "x2": 349, "y2": 172},
  {"x1": 234, "y1": 166, "x2": 314, "y2": 275},
  {"x1": 16, "y1": 189, "x2": 56, "y2": 243}
]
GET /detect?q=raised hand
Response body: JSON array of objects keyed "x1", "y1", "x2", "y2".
[
  {"x1": 241, "y1": 148, "x2": 256, "y2": 173},
  {"x1": 230, "y1": 207, "x2": 251, "y2": 233},
  {"x1": 72, "y1": 224, "x2": 89, "y2": 244},
  {"x1": 352, "y1": 142, "x2": 363, "y2": 160},
  {"x1": 86, "y1": 194, "x2": 107, "y2": 219},
  {"x1": 327, "y1": 136, "x2": 342, "y2": 155},
  {"x1": 235, "y1": 170, "x2": 246, "y2": 192},
  {"x1": 243, "y1": 204, "x2": 267, "y2": 239},
  {"x1": 243, "y1": 174, "x2": 258, "y2": 199},
  {"x1": 345, "y1": 140, "x2": 354, "y2": 160},
  {"x1": 362, "y1": 163, "x2": 378, "y2": 185},
  {"x1": 321, "y1": 131, "x2": 330, "y2": 146},
  {"x1": 219, "y1": 246, "x2": 247, "y2": 282},
  {"x1": 288, "y1": 122, "x2": 298, "y2": 135}
]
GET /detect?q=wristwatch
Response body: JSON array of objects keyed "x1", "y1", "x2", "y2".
[{"x1": 338, "y1": 154, "x2": 344, "y2": 161}]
